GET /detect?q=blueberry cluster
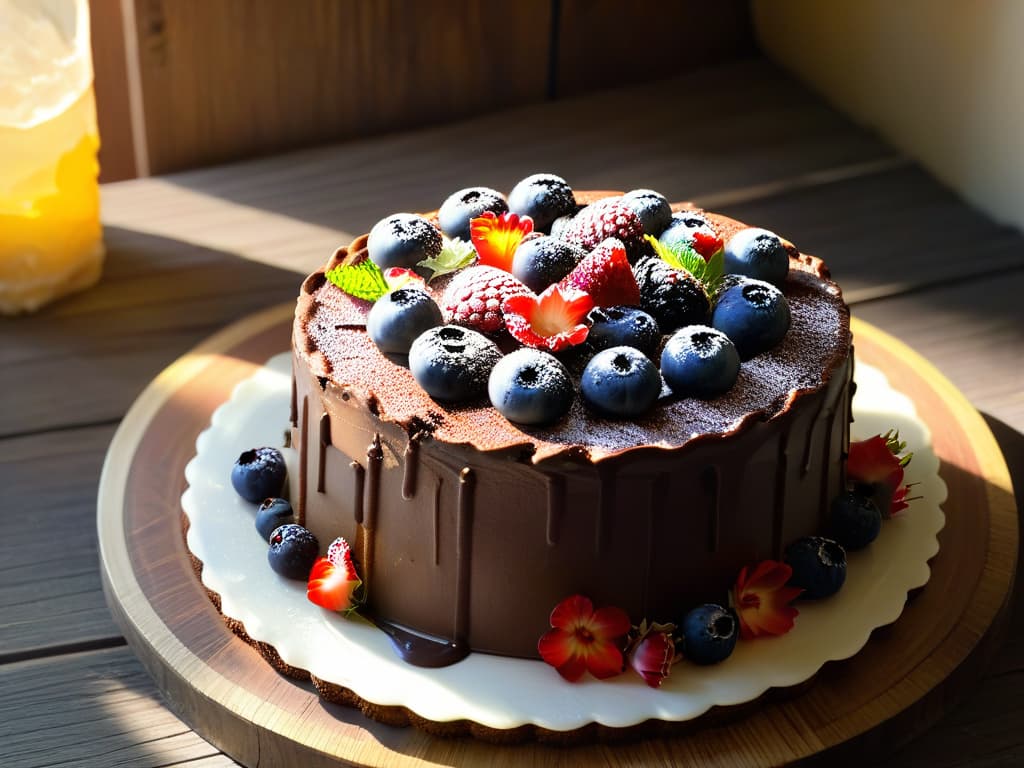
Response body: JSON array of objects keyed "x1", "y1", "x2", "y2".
[{"x1": 359, "y1": 175, "x2": 798, "y2": 426}]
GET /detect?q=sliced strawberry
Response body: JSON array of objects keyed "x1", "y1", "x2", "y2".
[
  {"x1": 307, "y1": 537, "x2": 361, "y2": 612},
  {"x1": 382, "y1": 267, "x2": 426, "y2": 292},
  {"x1": 503, "y1": 285, "x2": 594, "y2": 352},
  {"x1": 560, "y1": 239, "x2": 640, "y2": 308},
  {"x1": 470, "y1": 211, "x2": 534, "y2": 272},
  {"x1": 691, "y1": 230, "x2": 723, "y2": 261}
]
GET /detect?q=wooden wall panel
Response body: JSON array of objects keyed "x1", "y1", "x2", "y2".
[
  {"x1": 131, "y1": 0, "x2": 551, "y2": 174},
  {"x1": 90, "y1": 0, "x2": 137, "y2": 181},
  {"x1": 555, "y1": 0, "x2": 754, "y2": 96}
]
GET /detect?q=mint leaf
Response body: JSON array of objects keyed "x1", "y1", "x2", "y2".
[
  {"x1": 325, "y1": 260, "x2": 390, "y2": 302},
  {"x1": 418, "y1": 237, "x2": 477, "y2": 282},
  {"x1": 645, "y1": 234, "x2": 723, "y2": 294}
]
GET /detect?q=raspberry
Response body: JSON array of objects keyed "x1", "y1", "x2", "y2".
[
  {"x1": 561, "y1": 199, "x2": 645, "y2": 262},
  {"x1": 441, "y1": 265, "x2": 532, "y2": 334},
  {"x1": 560, "y1": 238, "x2": 640, "y2": 308}
]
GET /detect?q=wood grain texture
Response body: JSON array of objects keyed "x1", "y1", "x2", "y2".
[
  {"x1": 0, "y1": 426, "x2": 122, "y2": 659},
  {"x1": 555, "y1": 0, "x2": 754, "y2": 96},
  {"x1": 132, "y1": 0, "x2": 551, "y2": 174},
  {"x1": 90, "y1": 0, "x2": 138, "y2": 182},
  {"x1": 0, "y1": 647, "x2": 234, "y2": 768},
  {"x1": 95, "y1": 312, "x2": 1016, "y2": 765}
]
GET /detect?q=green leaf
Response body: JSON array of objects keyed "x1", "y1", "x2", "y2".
[
  {"x1": 418, "y1": 237, "x2": 477, "y2": 282},
  {"x1": 645, "y1": 234, "x2": 723, "y2": 294},
  {"x1": 325, "y1": 259, "x2": 390, "y2": 302}
]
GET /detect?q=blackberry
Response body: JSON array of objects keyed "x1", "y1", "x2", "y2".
[{"x1": 633, "y1": 256, "x2": 710, "y2": 333}]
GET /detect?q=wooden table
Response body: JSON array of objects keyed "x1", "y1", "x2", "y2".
[{"x1": 2, "y1": 58, "x2": 1021, "y2": 767}]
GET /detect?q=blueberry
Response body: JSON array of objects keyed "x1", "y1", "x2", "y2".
[
  {"x1": 511, "y1": 235, "x2": 585, "y2": 292},
  {"x1": 660, "y1": 212, "x2": 716, "y2": 253},
  {"x1": 255, "y1": 498, "x2": 294, "y2": 542},
  {"x1": 437, "y1": 186, "x2": 508, "y2": 241},
  {"x1": 408, "y1": 325, "x2": 503, "y2": 402},
  {"x1": 580, "y1": 346, "x2": 662, "y2": 417},
  {"x1": 711, "y1": 279, "x2": 790, "y2": 360},
  {"x1": 507, "y1": 173, "x2": 577, "y2": 233},
  {"x1": 367, "y1": 213, "x2": 443, "y2": 271},
  {"x1": 830, "y1": 490, "x2": 882, "y2": 550},
  {"x1": 586, "y1": 306, "x2": 660, "y2": 357},
  {"x1": 660, "y1": 325, "x2": 740, "y2": 399},
  {"x1": 231, "y1": 447, "x2": 287, "y2": 503},
  {"x1": 680, "y1": 604, "x2": 738, "y2": 665},
  {"x1": 723, "y1": 227, "x2": 789, "y2": 286},
  {"x1": 267, "y1": 523, "x2": 319, "y2": 580},
  {"x1": 622, "y1": 189, "x2": 673, "y2": 236},
  {"x1": 633, "y1": 256, "x2": 711, "y2": 333},
  {"x1": 784, "y1": 536, "x2": 847, "y2": 599},
  {"x1": 488, "y1": 348, "x2": 574, "y2": 425},
  {"x1": 367, "y1": 288, "x2": 443, "y2": 356}
]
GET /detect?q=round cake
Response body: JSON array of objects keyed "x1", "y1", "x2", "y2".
[{"x1": 289, "y1": 184, "x2": 852, "y2": 665}]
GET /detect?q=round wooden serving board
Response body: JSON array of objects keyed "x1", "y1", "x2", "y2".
[{"x1": 98, "y1": 305, "x2": 1018, "y2": 768}]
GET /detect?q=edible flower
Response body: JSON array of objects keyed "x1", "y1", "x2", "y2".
[
  {"x1": 503, "y1": 284, "x2": 594, "y2": 351},
  {"x1": 848, "y1": 430, "x2": 915, "y2": 516},
  {"x1": 538, "y1": 594, "x2": 631, "y2": 681},
  {"x1": 731, "y1": 560, "x2": 802, "y2": 640},
  {"x1": 307, "y1": 537, "x2": 362, "y2": 613},
  {"x1": 470, "y1": 211, "x2": 533, "y2": 272},
  {"x1": 627, "y1": 620, "x2": 678, "y2": 688}
]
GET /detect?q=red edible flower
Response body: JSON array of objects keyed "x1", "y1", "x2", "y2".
[
  {"x1": 538, "y1": 595, "x2": 631, "y2": 681},
  {"x1": 307, "y1": 537, "x2": 362, "y2": 613},
  {"x1": 848, "y1": 432, "x2": 915, "y2": 516},
  {"x1": 691, "y1": 230, "x2": 724, "y2": 261},
  {"x1": 627, "y1": 621, "x2": 678, "y2": 688},
  {"x1": 470, "y1": 211, "x2": 533, "y2": 272},
  {"x1": 731, "y1": 560, "x2": 802, "y2": 640},
  {"x1": 560, "y1": 238, "x2": 641, "y2": 308},
  {"x1": 503, "y1": 284, "x2": 594, "y2": 351}
]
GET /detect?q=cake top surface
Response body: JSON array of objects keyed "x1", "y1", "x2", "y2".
[{"x1": 294, "y1": 195, "x2": 850, "y2": 463}]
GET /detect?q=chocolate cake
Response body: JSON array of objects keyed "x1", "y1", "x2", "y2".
[{"x1": 289, "y1": 190, "x2": 852, "y2": 666}]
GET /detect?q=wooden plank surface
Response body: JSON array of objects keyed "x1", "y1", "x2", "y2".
[
  {"x1": 0, "y1": 647, "x2": 234, "y2": 768},
  {"x1": 1, "y1": 55, "x2": 1021, "y2": 766}
]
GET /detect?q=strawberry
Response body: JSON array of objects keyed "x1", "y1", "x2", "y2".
[
  {"x1": 307, "y1": 537, "x2": 361, "y2": 613},
  {"x1": 561, "y1": 199, "x2": 645, "y2": 262},
  {"x1": 503, "y1": 284, "x2": 594, "y2": 352},
  {"x1": 560, "y1": 239, "x2": 641, "y2": 308},
  {"x1": 442, "y1": 265, "x2": 532, "y2": 334}
]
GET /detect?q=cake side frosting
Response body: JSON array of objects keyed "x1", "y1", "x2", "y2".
[{"x1": 290, "y1": 200, "x2": 853, "y2": 662}]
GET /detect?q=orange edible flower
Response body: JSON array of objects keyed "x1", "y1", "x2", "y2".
[
  {"x1": 731, "y1": 560, "x2": 802, "y2": 640},
  {"x1": 470, "y1": 211, "x2": 533, "y2": 272},
  {"x1": 537, "y1": 594, "x2": 630, "y2": 681}
]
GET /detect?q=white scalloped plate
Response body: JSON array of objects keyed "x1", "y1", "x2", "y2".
[{"x1": 183, "y1": 354, "x2": 946, "y2": 731}]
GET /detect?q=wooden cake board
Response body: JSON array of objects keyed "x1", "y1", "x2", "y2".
[{"x1": 98, "y1": 305, "x2": 1018, "y2": 767}]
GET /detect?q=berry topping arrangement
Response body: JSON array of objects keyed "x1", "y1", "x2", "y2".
[{"x1": 325, "y1": 173, "x2": 806, "y2": 426}]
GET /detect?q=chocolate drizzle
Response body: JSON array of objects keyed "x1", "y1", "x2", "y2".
[
  {"x1": 801, "y1": 395, "x2": 828, "y2": 477},
  {"x1": 432, "y1": 479, "x2": 442, "y2": 565},
  {"x1": 374, "y1": 620, "x2": 470, "y2": 668},
  {"x1": 546, "y1": 475, "x2": 565, "y2": 546},
  {"x1": 317, "y1": 413, "x2": 331, "y2": 493},
  {"x1": 454, "y1": 468, "x2": 475, "y2": 651},
  {"x1": 596, "y1": 469, "x2": 615, "y2": 555},
  {"x1": 772, "y1": 426, "x2": 792, "y2": 558},
  {"x1": 350, "y1": 461, "x2": 365, "y2": 525},
  {"x1": 357, "y1": 435, "x2": 383, "y2": 594},
  {"x1": 289, "y1": 373, "x2": 297, "y2": 428},
  {"x1": 297, "y1": 396, "x2": 309, "y2": 524},
  {"x1": 702, "y1": 465, "x2": 720, "y2": 553},
  {"x1": 402, "y1": 434, "x2": 420, "y2": 500}
]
